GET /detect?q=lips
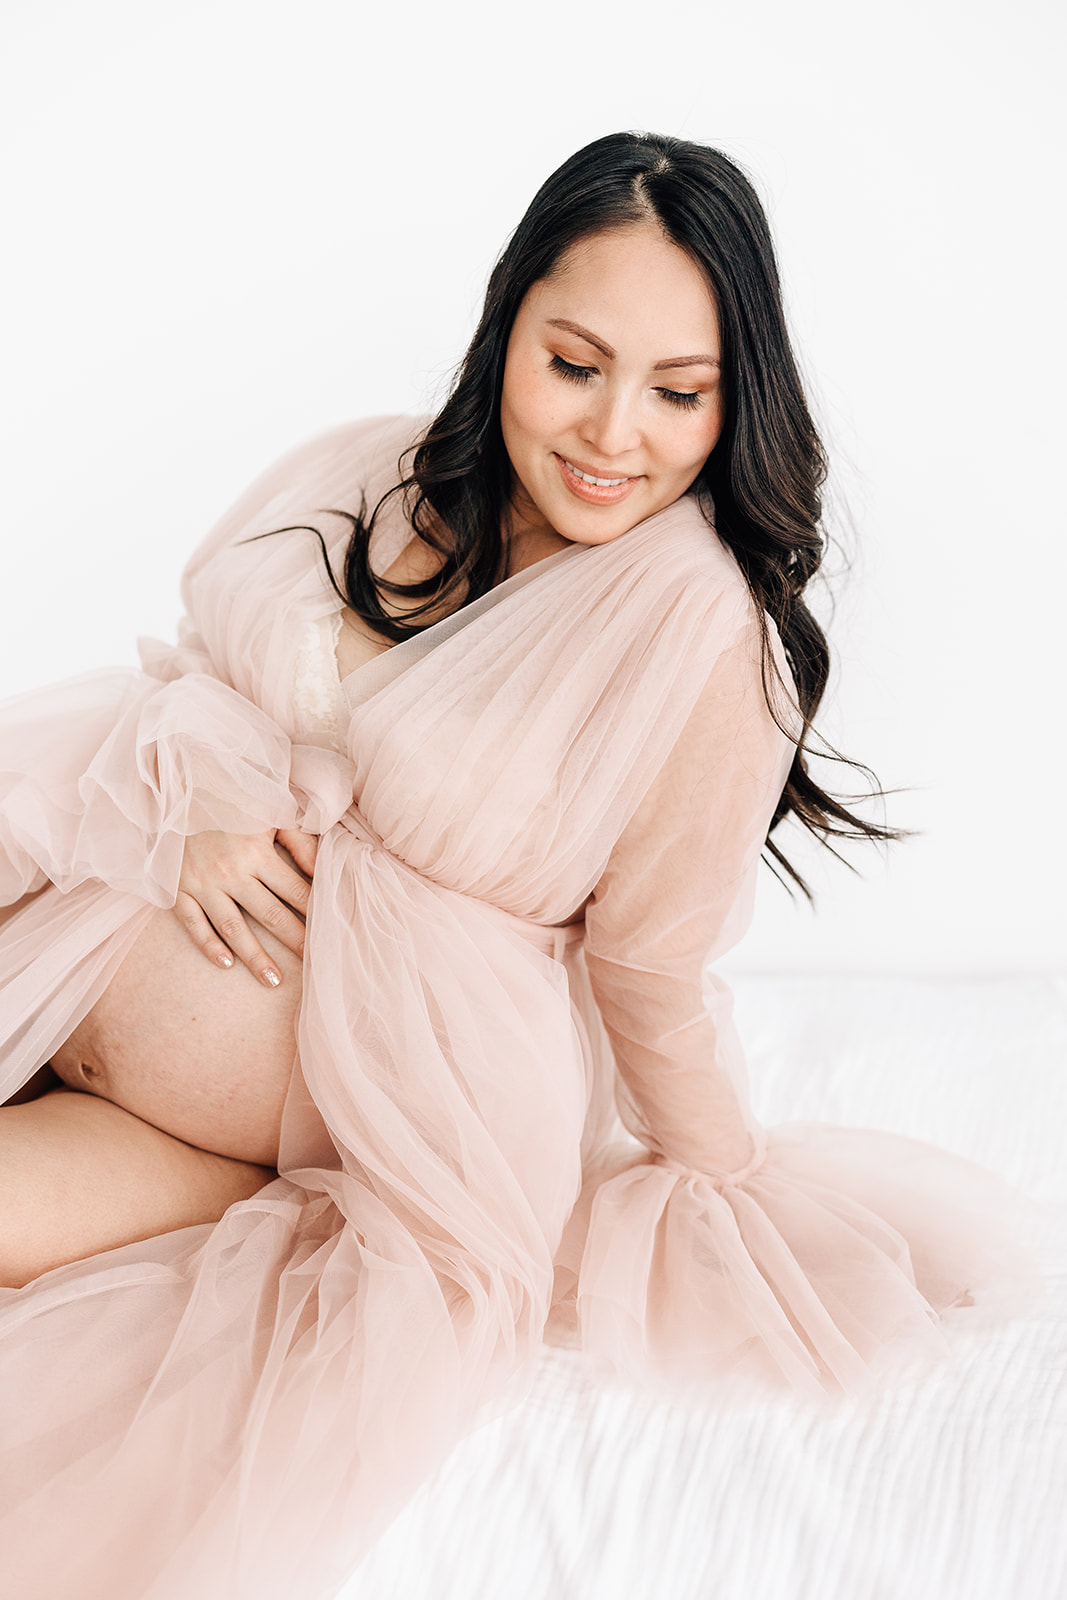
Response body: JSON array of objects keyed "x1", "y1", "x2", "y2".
[
  {"x1": 555, "y1": 453, "x2": 640, "y2": 506},
  {"x1": 564, "y1": 458, "x2": 630, "y2": 487}
]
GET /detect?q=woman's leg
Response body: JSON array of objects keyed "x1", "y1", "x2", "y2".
[
  {"x1": 0, "y1": 864, "x2": 300, "y2": 1284},
  {"x1": 0, "y1": 1088, "x2": 274, "y2": 1289}
]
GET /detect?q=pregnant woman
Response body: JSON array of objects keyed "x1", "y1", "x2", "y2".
[{"x1": 0, "y1": 132, "x2": 1038, "y2": 1600}]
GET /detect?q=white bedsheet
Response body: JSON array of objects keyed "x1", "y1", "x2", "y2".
[{"x1": 341, "y1": 975, "x2": 1067, "y2": 1600}]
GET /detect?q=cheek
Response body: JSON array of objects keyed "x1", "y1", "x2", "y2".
[
  {"x1": 703, "y1": 394, "x2": 726, "y2": 454},
  {"x1": 695, "y1": 390, "x2": 727, "y2": 460},
  {"x1": 658, "y1": 406, "x2": 724, "y2": 480},
  {"x1": 502, "y1": 358, "x2": 572, "y2": 447}
]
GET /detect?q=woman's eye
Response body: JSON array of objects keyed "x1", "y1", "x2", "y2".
[
  {"x1": 549, "y1": 354, "x2": 596, "y2": 385},
  {"x1": 549, "y1": 355, "x2": 704, "y2": 411},
  {"x1": 657, "y1": 388, "x2": 703, "y2": 411}
]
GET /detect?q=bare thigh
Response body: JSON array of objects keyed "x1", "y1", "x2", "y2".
[
  {"x1": 49, "y1": 907, "x2": 303, "y2": 1166},
  {"x1": 0, "y1": 1088, "x2": 273, "y2": 1289}
]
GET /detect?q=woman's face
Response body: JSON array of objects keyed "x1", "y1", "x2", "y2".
[{"x1": 499, "y1": 222, "x2": 725, "y2": 549}]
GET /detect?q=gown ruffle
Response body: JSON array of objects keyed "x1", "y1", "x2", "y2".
[{"x1": 0, "y1": 415, "x2": 1044, "y2": 1599}]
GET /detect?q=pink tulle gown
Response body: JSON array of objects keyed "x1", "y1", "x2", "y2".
[{"x1": 0, "y1": 416, "x2": 1042, "y2": 1599}]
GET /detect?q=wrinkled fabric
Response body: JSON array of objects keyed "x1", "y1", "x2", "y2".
[{"x1": 0, "y1": 416, "x2": 1042, "y2": 1599}]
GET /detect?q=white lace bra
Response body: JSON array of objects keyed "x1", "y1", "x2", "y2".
[{"x1": 291, "y1": 611, "x2": 351, "y2": 756}]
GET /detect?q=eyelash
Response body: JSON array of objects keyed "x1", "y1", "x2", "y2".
[{"x1": 548, "y1": 353, "x2": 704, "y2": 412}]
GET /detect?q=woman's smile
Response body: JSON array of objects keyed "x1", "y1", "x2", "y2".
[{"x1": 555, "y1": 452, "x2": 642, "y2": 504}]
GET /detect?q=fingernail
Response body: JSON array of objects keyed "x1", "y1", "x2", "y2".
[
  {"x1": 262, "y1": 968, "x2": 281, "y2": 988},
  {"x1": 217, "y1": 952, "x2": 234, "y2": 969}
]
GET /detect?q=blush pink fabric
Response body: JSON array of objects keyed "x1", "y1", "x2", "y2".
[{"x1": 0, "y1": 417, "x2": 1042, "y2": 1598}]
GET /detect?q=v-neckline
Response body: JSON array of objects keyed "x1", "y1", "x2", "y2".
[{"x1": 335, "y1": 490, "x2": 708, "y2": 711}]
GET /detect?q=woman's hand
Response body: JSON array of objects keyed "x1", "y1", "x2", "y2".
[{"x1": 175, "y1": 828, "x2": 319, "y2": 987}]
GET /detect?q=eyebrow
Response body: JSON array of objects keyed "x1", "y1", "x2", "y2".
[{"x1": 545, "y1": 317, "x2": 720, "y2": 371}]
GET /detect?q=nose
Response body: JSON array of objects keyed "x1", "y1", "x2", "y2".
[{"x1": 577, "y1": 386, "x2": 642, "y2": 462}]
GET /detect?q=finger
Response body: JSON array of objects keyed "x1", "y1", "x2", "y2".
[
  {"x1": 197, "y1": 893, "x2": 284, "y2": 988},
  {"x1": 261, "y1": 855, "x2": 315, "y2": 916},
  {"x1": 173, "y1": 892, "x2": 236, "y2": 970},
  {"x1": 276, "y1": 828, "x2": 318, "y2": 879},
  {"x1": 237, "y1": 882, "x2": 308, "y2": 960}
]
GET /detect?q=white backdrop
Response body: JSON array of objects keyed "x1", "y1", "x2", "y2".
[{"x1": 1, "y1": 0, "x2": 1063, "y2": 976}]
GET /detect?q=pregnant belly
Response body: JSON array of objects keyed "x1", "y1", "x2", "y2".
[{"x1": 49, "y1": 909, "x2": 303, "y2": 1166}]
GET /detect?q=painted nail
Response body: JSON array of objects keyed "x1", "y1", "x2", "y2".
[
  {"x1": 217, "y1": 952, "x2": 234, "y2": 968},
  {"x1": 262, "y1": 968, "x2": 281, "y2": 988}
]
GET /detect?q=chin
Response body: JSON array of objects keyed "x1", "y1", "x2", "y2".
[{"x1": 552, "y1": 499, "x2": 654, "y2": 546}]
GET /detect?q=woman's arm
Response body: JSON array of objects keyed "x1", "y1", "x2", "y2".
[
  {"x1": 568, "y1": 621, "x2": 1040, "y2": 1397},
  {"x1": 157, "y1": 415, "x2": 425, "y2": 977},
  {"x1": 583, "y1": 619, "x2": 794, "y2": 1176}
]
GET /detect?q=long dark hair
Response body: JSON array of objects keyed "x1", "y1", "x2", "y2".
[{"x1": 308, "y1": 131, "x2": 900, "y2": 893}]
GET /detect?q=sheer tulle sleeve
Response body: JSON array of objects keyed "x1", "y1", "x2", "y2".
[
  {"x1": 585, "y1": 619, "x2": 787, "y2": 1181},
  {"x1": 0, "y1": 671, "x2": 300, "y2": 909},
  {"x1": 569, "y1": 620, "x2": 1042, "y2": 1399}
]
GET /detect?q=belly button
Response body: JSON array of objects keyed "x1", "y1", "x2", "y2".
[{"x1": 49, "y1": 1042, "x2": 105, "y2": 1093}]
